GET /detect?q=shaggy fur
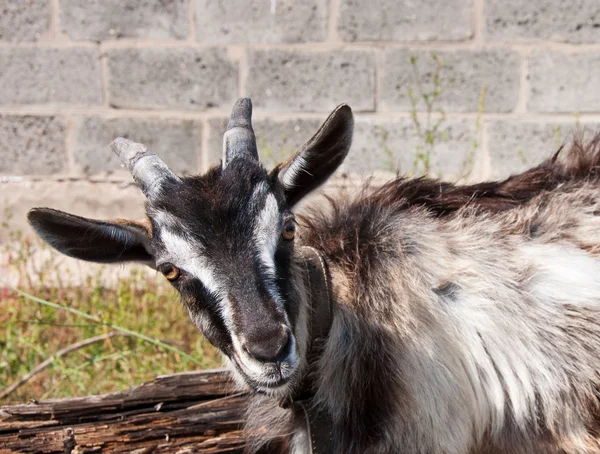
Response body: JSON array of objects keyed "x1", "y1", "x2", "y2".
[
  {"x1": 245, "y1": 135, "x2": 600, "y2": 454},
  {"x1": 27, "y1": 96, "x2": 600, "y2": 454}
]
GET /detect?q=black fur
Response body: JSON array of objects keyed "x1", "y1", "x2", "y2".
[
  {"x1": 274, "y1": 104, "x2": 354, "y2": 207},
  {"x1": 27, "y1": 207, "x2": 152, "y2": 263}
]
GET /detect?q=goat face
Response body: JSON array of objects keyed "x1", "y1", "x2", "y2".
[
  {"x1": 146, "y1": 160, "x2": 301, "y2": 391},
  {"x1": 27, "y1": 98, "x2": 353, "y2": 394}
]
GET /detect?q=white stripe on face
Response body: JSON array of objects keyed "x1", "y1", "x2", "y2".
[
  {"x1": 159, "y1": 229, "x2": 231, "y2": 324},
  {"x1": 254, "y1": 191, "x2": 280, "y2": 279},
  {"x1": 152, "y1": 210, "x2": 180, "y2": 231},
  {"x1": 251, "y1": 183, "x2": 290, "y2": 316}
]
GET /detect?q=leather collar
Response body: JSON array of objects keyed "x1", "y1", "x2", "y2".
[
  {"x1": 279, "y1": 246, "x2": 335, "y2": 453},
  {"x1": 299, "y1": 246, "x2": 333, "y2": 370}
]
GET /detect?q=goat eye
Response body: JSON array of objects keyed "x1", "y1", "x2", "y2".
[
  {"x1": 159, "y1": 263, "x2": 180, "y2": 281},
  {"x1": 281, "y1": 220, "x2": 296, "y2": 240}
]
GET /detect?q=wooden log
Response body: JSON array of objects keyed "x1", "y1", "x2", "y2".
[{"x1": 0, "y1": 369, "x2": 285, "y2": 453}]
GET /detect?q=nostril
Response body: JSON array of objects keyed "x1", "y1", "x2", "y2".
[
  {"x1": 242, "y1": 326, "x2": 292, "y2": 364},
  {"x1": 274, "y1": 327, "x2": 292, "y2": 361}
]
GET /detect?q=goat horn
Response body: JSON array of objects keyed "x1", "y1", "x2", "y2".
[
  {"x1": 222, "y1": 97, "x2": 259, "y2": 169},
  {"x1": 110, "y1": 138, "x2": 181, "y2": 199}
]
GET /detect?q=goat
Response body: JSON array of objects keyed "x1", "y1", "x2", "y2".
[{"x1": 28, "y1": 98, "x2": 600, "y2": 453}]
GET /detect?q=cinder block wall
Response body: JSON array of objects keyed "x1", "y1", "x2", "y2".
[{"x1": 1, "y1": 0, "x2": 599, "y2": 240}]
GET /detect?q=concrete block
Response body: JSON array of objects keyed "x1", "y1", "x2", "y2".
[
  {"x1": 206, "y1": 117, "x2": 322, "y2": 169},
  {"x1": 0, "y1": 0, "x2": 49, "y2": 41},
  {"x1": 210, "y1": 115, "x2": 479, "y2": 179},
  {"x1": 72, "y1": 116, "x2": 202, "y2": 176},
  {"x1": 338, "y1": 0, "x2": 472, "y2": 42},
  {"x1": 196, "y1": 0, "x2": 328, "y2": 44},
  {"x1": 528, "y1": 51, "x2": 600, "y2": 113},
  {"x1": 381, "y1": 49, "x2": 520, "y2": 113},
  {"x1": 60, "y1": 0, "x2": 189, "y2": 41},
  {"x1": 485, "y1": 0, "x2": 600, "y2": 43},
  {"x1": 0, "y1": 181, "x2": 145, "y2": 245},
  {"x1": 0, "y1": 47, "x2": 103, "y2": 105},
  {"x1": 345, "y1": 116, "x2": 480, "y2": 179},
  {"x1": 486, "y1": 120, "x2": 600, "y2": 179},
  {"x1": 107, "y1": 48, "x2": 238, "y2": 110},
  {"x1": 0, "y1": 115, "x2": 66, "y2": 175},
  {"x1": 246, "y1": 49, "x2": 376, "y2": 112}
]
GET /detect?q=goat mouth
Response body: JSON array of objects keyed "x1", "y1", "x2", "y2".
[
  {"x1": 231, "y1": 352, "x2": 298, "y2": 392},
  {"x1": 256, "y1": 374, "x2": 292, "y2": 390}
]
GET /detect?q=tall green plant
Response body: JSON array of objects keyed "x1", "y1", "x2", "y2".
[{"x1": 407, "y1": 53, "x2": 450, "y2": 175}]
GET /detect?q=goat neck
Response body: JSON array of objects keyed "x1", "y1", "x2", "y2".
[{"x1": 282, "y1": 245, "x2": 335, "y2": 454}]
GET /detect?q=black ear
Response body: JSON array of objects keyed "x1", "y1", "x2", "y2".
[
  {"x1": 273, "y1": 104, "x2": 353, "y2": 207},
  {"x1": 27, "y1": 208, "x2": 154, "y2": 265}
]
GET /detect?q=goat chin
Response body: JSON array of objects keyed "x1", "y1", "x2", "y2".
[{"x1": 243, "y1": 138, "x2": 600, "y2": 454}]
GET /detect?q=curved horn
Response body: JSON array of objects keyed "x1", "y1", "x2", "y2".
[
  {"x1": 222, "y1": 97, "x2": 258, "y2": 169},
  {"x1": 111, "y1": 138, "x2": 181, "y2": 199}
]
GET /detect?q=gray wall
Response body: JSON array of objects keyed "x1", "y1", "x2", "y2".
[{"x1": 1, "y1": 0, "x2": 600, "y2": 240}]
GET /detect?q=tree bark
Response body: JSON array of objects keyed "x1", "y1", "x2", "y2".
[{"x1": 0, "y1": 369, "x2": 285, "y2": 453}]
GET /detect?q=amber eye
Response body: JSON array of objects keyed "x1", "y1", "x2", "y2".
[
  {"x1": 281, "y1": 220, "x2": 296, "y2": 241},
  {"x1": 159, "y1": 263, "x2": 180, "y2": 281}
]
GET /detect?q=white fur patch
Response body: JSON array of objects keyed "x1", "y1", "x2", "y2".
[
  {"x1": 159, "y1": 229, "x2": 244, "y2": 343},
  {"x1": 152, "y1": 210, "x2": 180, "y2": 231},
  {"x1": 254, "y1": 192, "x2": 280, "y2": 278},
  {"x1": 290, "y1": 419, "x2": 309, "y2": 454},
  {"x1": 159, "y1": 229, "x2": 223, "y2": 298},
  {"x1": 523, "y1": 243, "x2": 600, "y2": 305},
  {"x1": 445, "y1": 241, "x2": 600, "y2": 444},
  {"x1": 250, "y1": 183, "x2": 289, "y2": 316},
  {"x1": 160, "y1": 229, "x2": 250, "y2": 354},
  {"x1": 280, "y1": 153, "x2": 308, "y2": 189}
]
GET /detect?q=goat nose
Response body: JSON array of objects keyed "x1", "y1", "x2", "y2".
[{"x1": 242, "y1": 326, "x2": 292, "y2": 364}]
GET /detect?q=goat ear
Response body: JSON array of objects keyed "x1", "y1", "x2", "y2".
[
  {"x1": 27, "y1": 208, "x2": 154, "y2": 266},
  {"x1": 273, "y1": 104, "x2": 353, "y2": 207}
]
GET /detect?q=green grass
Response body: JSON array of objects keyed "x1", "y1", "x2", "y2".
[{"x1": 1, "y1": 234, "x2": 221, "y2": 405}]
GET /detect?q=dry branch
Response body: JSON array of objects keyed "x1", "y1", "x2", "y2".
[
  {"x1": 0, "y1": 331, "x2": 130, "y2": 400},
  {"x1": 0, "y1": 369, "x2": 285, "y2": 453}
]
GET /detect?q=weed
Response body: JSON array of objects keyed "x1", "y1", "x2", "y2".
[
  {"x1": 1, "y1": 220, "x2": 220, "y2": 404},
  {"x1": 552, "y1": 125, "x2": 563, "y2": 150},
  {"x1": 377, "y1": 126, "x2": 399, "y2": 175},
  {"x1": 460, "y1": 87, "x2": 487, "y2": 181},
  {"x1": 402, "y1": 53, "x2": 486, "y2": 179},
  {"x1": 257, "y1": 133, "x2": 296, "y2": 168},
  {"x1": 407, "y1": 53, "x2": 450, "y2": 175},
  {"x1": 518, "y1": 149, "x2": 528, "y2": 165}
]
